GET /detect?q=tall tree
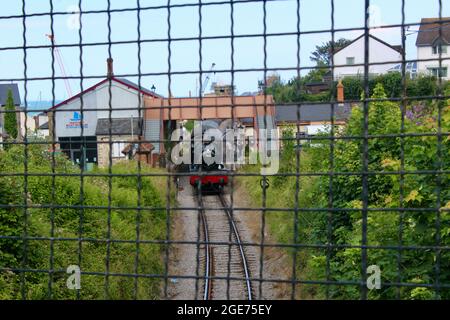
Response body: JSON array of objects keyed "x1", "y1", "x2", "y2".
[
  {"x1": 4, "y1": 89, "x2": 18, "y2": 140},
  {"x1": 310, "y1": 38, "x2": 352, "y2": 66}
]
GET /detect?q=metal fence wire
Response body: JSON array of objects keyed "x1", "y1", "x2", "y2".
[{"x1": 0, "y1": 0, "x2": 449, "y2": 300}]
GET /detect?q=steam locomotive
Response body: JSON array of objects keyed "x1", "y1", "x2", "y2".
[{"x1": 188, "y1": 120, "x2": 230, "y2": 192}]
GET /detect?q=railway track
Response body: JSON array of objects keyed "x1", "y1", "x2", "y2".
[{"x1": 197, "y1": 193, "x2": 253, "y2": 300}]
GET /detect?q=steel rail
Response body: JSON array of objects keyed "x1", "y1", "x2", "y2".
[
  {"x1": 198, "y1": 195, "x2": 213, "y2": 300},
  {"x1": 218, "y1": 193, "x2": 253, "y2": 301}
]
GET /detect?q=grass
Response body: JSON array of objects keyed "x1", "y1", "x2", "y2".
[
  {"x1": 235, "y1": 151, "x2": 322, "y2": 299},
  {"x1": 0, "y1": 147, "x2": 175, "y2": 299}
]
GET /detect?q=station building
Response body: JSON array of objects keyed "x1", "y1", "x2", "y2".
[
  {"x1": 48, "y1": 59, "x2": 161, "y2": 168},
  {"x1": 143, "y1": 94, "x2": 277, "y2": 163},
  {"x1": 274, "y1": 82, "x2": 354, "y2": 142},
  {"x1": 48, "y1": 59, "x2": 278, "y2": 168}
]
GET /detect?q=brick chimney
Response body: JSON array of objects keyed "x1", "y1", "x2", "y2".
[
  {"x1": 337, "y1": 79, "x2": 344, "y2": 103},
  {"x1": 107, "y1": 58, "x2": 114, "y2": 78}
]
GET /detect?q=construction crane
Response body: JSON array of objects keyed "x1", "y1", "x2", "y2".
[
  {"x1": 46, "y1": 34, "x2": 73, "y2": 98},
  {"x1": 200, "y1": 63, "x2": 216, "y2": 96}
]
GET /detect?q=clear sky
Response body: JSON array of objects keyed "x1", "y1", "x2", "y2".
[{"x1": 0, "y1": 0, "x2": 448, "y2": 106}]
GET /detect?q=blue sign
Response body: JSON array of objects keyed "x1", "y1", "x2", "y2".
[
  {"x1": 66, "y1": 112, "x2": 88, "y2": 129},
  {"x1": 71, "y1": 112, "x2": 81, "y2": 121}
]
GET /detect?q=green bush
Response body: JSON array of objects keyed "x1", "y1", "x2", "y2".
[
  {"x1": 266, "y1": 71, "x2": 446, "y2": 104},
  {"x1": 0, "y1": 145, "x2": 169, "y2": 299},
  {"x1": 339, "y1": 73, "x2": 438, "y2": 101},
  {"x1": 407, "y1": 75, "x2": 438, "y2": 97},
  {"x1": 238, "y1": 83, "x2": 450, "y2": 299},
  {"x1": 3, "y1": 90, "x2": 18, "y2": 141}
]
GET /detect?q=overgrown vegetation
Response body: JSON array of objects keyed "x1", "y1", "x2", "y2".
[
  {"x1": 0, "y1": 145, "x2": 171, "y2": 299},
  {"x1": 237, "y1": 83, "x2": 450, "y2": 299},
  {"x1": 265, "y1": 72, "x2": 448, "y2": 104},
  {"x1": 337, "y1": 73, "x2": 444, "y2": 100},
  {"x1": 310, "y1": 38, "x2": 352, "y2": 66}
]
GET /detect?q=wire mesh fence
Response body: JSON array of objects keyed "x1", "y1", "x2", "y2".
[{"x1": 0, "y1": 0, "x2": 449, "y2": 300}]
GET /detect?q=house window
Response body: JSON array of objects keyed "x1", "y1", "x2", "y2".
[
  {"x1": 112, "y1": 142, "x2": 126, "y2": 158},
  {"x1": 432, "y1": 45, "x2": 448, "y2": 54},
  {"x1": 428, "y1": 67, "x2": 448, "y2": 78},
  {"x1": 346, "y1": 57, "x2": 355, "y2": 65}
]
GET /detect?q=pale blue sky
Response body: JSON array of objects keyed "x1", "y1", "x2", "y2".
[{"x1": 0, "y1": 0, "x2": 448, "y2": 106}]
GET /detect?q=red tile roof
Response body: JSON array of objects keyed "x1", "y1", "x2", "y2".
[
  {"x1": 416, "y1": 17, "x2": 450, "y2": 46},
  {"x1": 49, "y1": 77, "x2": 161, "y2": 111}
]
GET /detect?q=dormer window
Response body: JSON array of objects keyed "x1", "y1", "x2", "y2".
[{"x1": 432, "y1": 44, "x2": 448, "y2": 54}]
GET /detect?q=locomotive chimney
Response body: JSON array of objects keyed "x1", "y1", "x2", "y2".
[{"x1": 107, "y1": 58, "x2": 114, "y2": 79}]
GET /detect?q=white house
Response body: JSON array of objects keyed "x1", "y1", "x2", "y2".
[
  {"x1": 332, "y1": 34, "x2": 403, "y2": 79},
  {"x1": 416, "y1": 17, "x2": 450, "y2": 80},
  {"x1": 33, "y1": 112, "x2": 49, "y2": 138},
  {"x1": 36, "y1": 121, "x2": 50, "y2": 139}
]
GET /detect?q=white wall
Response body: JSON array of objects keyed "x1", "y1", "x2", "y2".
[
  {"x1": 305, "y1": 124, "x2": 329, "y2": 135},
  {"x1": 36, "y1": 129, "x2": 49, "y2": 138},
  {"x1": 36, "y1": 114, "x2": 48, "y2": 128},
  {"x1": 54, "y1": 81, "x2": 144, "y2": 138},
  {"x1": 19, "y1": 111, "x2": 36, "y2": 138},
  {"x1": 333, "y1": 36, "x2": 402, "y2": 79},
  {"x1": 417, "y1": 45, "x2": 450, "y2": 80}
]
